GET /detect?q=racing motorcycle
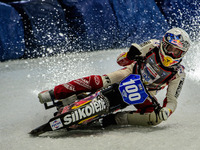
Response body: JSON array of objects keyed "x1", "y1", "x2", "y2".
[
  {"x1": 29, "y1": 59, "x2": 161, "y2": 136},
  {"x1": 30, "y1": 75, "x2": 161, "y2": 136}
]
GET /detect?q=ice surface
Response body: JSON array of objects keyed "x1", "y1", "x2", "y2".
[{"x1": 0, "y1": 48, "x2": 200, "y2": 150}]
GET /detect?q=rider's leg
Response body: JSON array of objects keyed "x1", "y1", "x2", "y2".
[{"x1": 38, "y1": 75, "x2": 103, "y2": 103}]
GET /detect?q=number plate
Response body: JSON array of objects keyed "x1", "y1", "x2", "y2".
[{"x1": 119, "y1": 74, "x2": 148, "y2": 105}]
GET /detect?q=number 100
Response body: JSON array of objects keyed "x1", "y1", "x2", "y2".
[{"x1": 123, "y1": 79, "x2": 141, "y2": 101}]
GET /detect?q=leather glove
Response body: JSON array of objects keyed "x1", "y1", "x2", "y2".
[
  {"x1": 127, "y1": 44, "x2": 142, "y2": 60},
  {"x1": 158, "y1": 107, "x2": 172, "y2": 121}
]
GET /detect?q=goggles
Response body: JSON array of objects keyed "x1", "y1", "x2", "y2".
[{"x1": 163, "y1": 44, "x2": 185, "y2": 59}]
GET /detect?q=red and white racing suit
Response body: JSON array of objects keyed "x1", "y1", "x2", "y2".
[{"x1": 53, "y1": 39, "x2": 185, "y2": 126}]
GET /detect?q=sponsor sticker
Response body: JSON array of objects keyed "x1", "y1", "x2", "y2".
[
  {"x1": 50, "y1": 118, "x2": 63, "y2": 130},
  {"x1": 63, "y1": 93, "x2": 108, "y2": 126},
  {"x1": 139, "y1": 41, "x2": 151, "y2": 47},
  {"x1": 175, "y1": 78, "x2": 185, "y2": 98}
]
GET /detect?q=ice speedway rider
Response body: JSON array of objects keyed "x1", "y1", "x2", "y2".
[{"x1": 38, "y1": 27, "x2": 191, "y2": 127}]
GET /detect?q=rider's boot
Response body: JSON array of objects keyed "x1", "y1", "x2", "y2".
[{"x1": 38, "y1": 89, "x2": 55, "y2": 104}]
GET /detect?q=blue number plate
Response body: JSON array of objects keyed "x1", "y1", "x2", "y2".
[{"x1": 119, "y1": 74, "x2": 148, "y2": 105}]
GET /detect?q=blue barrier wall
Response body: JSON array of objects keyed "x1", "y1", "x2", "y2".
[
  {"x1": 59, "y1": 0, "x2": 118, "y2": 50},
  {"x1": 0, "y1": 2, "x2": 25, "y2": 61},
  {"x1": 0, "y1": 0, "x2": 198, "y2": 61},
  {"x1": 109, "y1": 0, "x2": 169, "y2": 47},
  {"x1": 60, "y1": 0, "x2": 168, "y2": 50}
]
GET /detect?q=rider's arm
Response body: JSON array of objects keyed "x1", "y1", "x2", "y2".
[
  {"x1": 163, "y1": 67, "x2": 186, "y2": 114},
  {"x1": 117, "y1": 39, "x2": 160, "y2": 66}
]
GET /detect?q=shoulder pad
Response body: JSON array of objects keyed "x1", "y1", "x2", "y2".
[{"x1": 138, "y1": 39, "x2": 160, "y2": 56}]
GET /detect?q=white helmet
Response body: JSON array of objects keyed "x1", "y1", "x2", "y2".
[{"x1": 159, "y1": 28, "x2": 191, "y2": 67}]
